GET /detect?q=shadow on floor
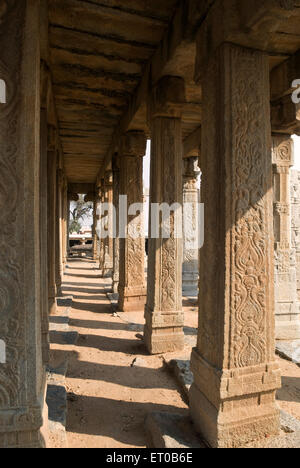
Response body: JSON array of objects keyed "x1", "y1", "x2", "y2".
[{"x1": 66, "y1": 394, "x2": 188, "y2": 447}]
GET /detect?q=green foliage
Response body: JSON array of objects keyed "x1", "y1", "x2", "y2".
[{"x1": 69, "y1": 194, "x2": 93, "y2": 234}]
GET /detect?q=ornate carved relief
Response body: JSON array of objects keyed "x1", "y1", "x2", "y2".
[{"x1": 0, "y1": 1, "x2": 25, "y2": 410}]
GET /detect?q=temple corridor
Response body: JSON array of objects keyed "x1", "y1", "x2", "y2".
[
  {"x1": 46, "y1": 258, "x2": 300, "y2": 449},
  {"x1": 49, "y1": 258, "x2": 195, "y2": 448}
]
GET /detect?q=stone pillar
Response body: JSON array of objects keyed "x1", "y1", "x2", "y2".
[
  {"x1": 92, "y1": 198, "x2": 99, "y2": 261},
  {"x1": 112, "y1": 155, "x2": 120, "y2": 294},
  {"x1": 144, "y1": 76, "x2": 185, "y2": 354},
  {"x1": 47, "y1": 127, "x2": 58, "y2": 316},
  {"x1": 61, "y1": 177, "x2": 68, "y2": 269},
  {"x1": 291, "y1": 170, "x2": 300, "y2": 300},
  {"x1": 102, "y1": 172, "x2": 114, "y2": 277},
  {"x1": 189, "y1": 43, "x2": 281, "y2": 448},
  {"x1": 40, "y1": 109, "x2": 49, "y2": 365},
  {"x1": 182, "y1": 157, "x2": 200, "y2": 297},
  {"x1": 55, "y1": 168, "x2": 63, "y2": 297},
  {"x1": 272, "y1": 136, "x2": 300, "y2": 340},
  {"x1": 118, "y1": 132, "x2": 147, "y2": 312},
  {"x1": 98, "y1": 182, "x2": 106, "y2": 273},
  {"x1": 0, "y1": 0, "x2": 46, "y2": 447}
]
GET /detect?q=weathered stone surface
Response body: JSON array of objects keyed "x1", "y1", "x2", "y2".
[
  {"x1": 112, "y1": 155, "x2": 120, "y2": 294},
  {"x1": 182, "y1": 157, "x2": 200, "y2": 297},
  {"x1": 145, "y1": 410, "x2": 300, "y2": 449},
  {"x1": 118, "y1": 131, "x2": 147, "y2": 312},
  {"x1": 291, "y1": 170, "x2": 300, "y2": 302},
  {"x1": 272, "y1": 135, "x2": 300, "y2": 340},
  {"x1": 168, "y1": 359, "x2": 194, "y2": 401},
  {"x1": 145, "y1": 412, "x2": 205, "y2": 449},
  {"x1": 144, "y1": 76, "x2": 186, "y2": 354},
  {"x1": 276, "y1": 340, "x2": 300, "y2": 365},
  {"x1": 0, "y1": 0, "x2": 46, "y2": 448},
  {"x1": 190, "y1": 43, "x2": 281, "y2": 449}
]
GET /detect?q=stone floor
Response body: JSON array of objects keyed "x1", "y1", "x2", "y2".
[{"x1": 48, "y1": 257, "x2": 300, "y2": 448}]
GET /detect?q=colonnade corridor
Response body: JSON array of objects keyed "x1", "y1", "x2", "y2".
[
  {"x1": 46, "y1": 257, "x2": 300, "y2": 449},
  {"x1": 49, "y1": 257, "x2": 197, "y2": 448}
]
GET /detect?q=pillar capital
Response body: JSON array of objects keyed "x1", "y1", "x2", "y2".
[
  {"x1": 272, "y1": 133, "x2": 294, "y2": 168},
  {"x1": 183, "y1": 157, "x2": 201, "y2": 188},
  {"x1": 150, "y1": 76, "x2": 186, "y2": 119},
  {"x1": 104, "y1": 170, "x2": 113, "y2": 187},
  {"x1": 121, "y1": 131, "x2": 147, "y2": 158}
]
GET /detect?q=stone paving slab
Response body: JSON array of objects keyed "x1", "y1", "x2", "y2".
[
  {"x1": 46, "y1": 296, "x2": 77, "y2": 448},
  {"x1": 145, "y1": 412, "x2": 206, "y2": 449},
  {"x1": 167, "y1": 359, "x2": 193, "y2": 402},
  {"x1": 276, "y1": 340, "x2": 300, "y2": 366},
  {"x1": 145, "y1": 411, "x2": 300, "y2": 449}
]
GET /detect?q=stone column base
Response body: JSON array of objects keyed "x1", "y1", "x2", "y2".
[
  {"x1": 144, "y1": 308, "x2": 185, "y2": 354},
  {"x1": 189, "y1": 349, "x2": 281, "y2": 448},
  {"x1": 118, "y1": 287, "x2": 146, "y2": 312}
]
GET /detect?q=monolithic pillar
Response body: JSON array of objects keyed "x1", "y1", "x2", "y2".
[
  {"x1": 272, "y1": 135, "x2": 300, "y2": 340},
  {"x1": 101, "y1": 172, "x2": 114, "y2": 277},
  {"x1": 118, "y1": 132, "x2": 147, "y2": 312},
  {"x1": 61, "y1": 177, "x2": 68, "y2": 269},
  {"x1": 182, "y1": 157, "x2": 200, "y2": 297},
  {"x1": 0, "y1": 0, "x2": 46, "y2": 447},
  {"x1": 40, "y1": 109, "x2": 49, "y2": 365},
  {"x1": 55, "y1": 168, "x2": 64, "y2": 297},
  {"x1": 291, "y1": 170, "x2": 300, "y2": 300},
  {"x1": 47, "y1": 127, "x2": 57, "y2": 316},
  {"x1": 189, "y1": 43, "x2": 281, "y2": 448},
  {"x1": 144, "y1": 76, "x2": 185, "y2": 354},
  {"x1": 92, "y1": 198, "x2": 99, "y2": 261},
  {"x1": 112, "y1": 155, "x2": 120, "y2": 294}
]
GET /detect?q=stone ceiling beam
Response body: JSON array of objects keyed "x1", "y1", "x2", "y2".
[
  {"x1": 183, "y1": 126, "x2": 201, "y2": 158},
  {"x1": 96, "y1": 0, "x2": 214, "y2": 185},
  {"x1": 97, "y1": 0, "x2": 299, "y2": 186},
  {"x1": 270, "y1": 50, "x2": 300, "y2": 101}
]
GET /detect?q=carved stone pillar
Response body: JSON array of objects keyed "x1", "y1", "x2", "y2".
[
  {"x1": 189, "y1": 43, "x2": 281, "y2": 448},
  {"x1": 118, "y1": 132, "x2": 147, "y2": 312},
  {"x1": 144, "y1": 76, "x2": 185, "y2": 354},
  {"x1": 47, "y1": 127, "x2": 58, "y2": 316},
  {"x1": 92, "y1": 198, "x2": 99, "y2": 261},
  {"x1": 98, "y1": 182, "x2": 106, "y2": 274},
  {"x1": 0, "y1": 0, "x2": 46, "y2": 447},
  {"x1": 272, "y1": 135, "x2": 300, "y2": 340},
  {"x1": 55, "y1": 168, "x2": 64, "y2": 297},
  {"x1": 40, "y1": 109, "x2": 49, "y2": 365},
  {"x1": 102, "y1": 172, "x2": 114, "y2": 277},
  {"x1": 182, "y1": 157, "x2": 200, "y2": 297},
  {"x1": 112, "y1": 155, "x2": 120, "y2": 294},
  {"x1": 291, "y1": 170, "x2": 300, "y2": 300},
  {"x1": 61, "y1": 177, "x2": 68, "y2": 269}
]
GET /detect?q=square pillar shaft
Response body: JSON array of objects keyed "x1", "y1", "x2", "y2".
[
  {"x1": 272, "y1": 135, "x2": 300, "y2": 340},
  {"x1": 0, "y1": 0, "x2": 46, "y2": 448},
  {"x1": 118, "y1": 132, "x2": 147, "y2": 312},
  {"x1": 189, "y1": 43, "x2": 281, "y2": 448},
  {"x1": 112, "y1": 156, "x2": 120, "y2": 294},
  {"x1": 144, "y1": 76, "x2": 186, "y2": 354},
  {"x1": 47, "y1": 130, "x2": 57, "y2": 316}
]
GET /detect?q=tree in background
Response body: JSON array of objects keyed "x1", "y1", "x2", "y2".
[{"x1": 69, "y1": 194, "x2": 93, "y2": 234}]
